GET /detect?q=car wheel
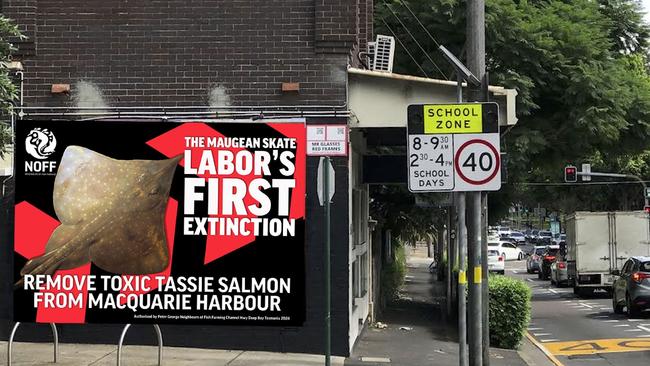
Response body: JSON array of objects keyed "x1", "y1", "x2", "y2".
[
  {"x1": 613, "y1": 294, "x2": 625, "y2": 314},
  {"x1": 518, "y1": 252, "x2": 524, "y2": 260},
  {"x1": 627, "y1": 294, "x2": 641, "y2": 318}
]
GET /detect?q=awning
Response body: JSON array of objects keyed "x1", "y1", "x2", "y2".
[{"x1": 348, "y1": 67, "x2": 517, "y2": 129}]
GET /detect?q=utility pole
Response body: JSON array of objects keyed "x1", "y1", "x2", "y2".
[
  {"x1": 457, "y1": 192, "x2": 468, "y2": 366},
  {"x1": 467, "y1": 1, "x2": 486, "y2": 366},
  {"x1": 455, "y1": 73, "x2": 468, "y2": 366}
]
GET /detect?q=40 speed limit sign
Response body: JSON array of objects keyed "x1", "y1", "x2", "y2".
[{"x1": 407, "y1": 103, "x2": 501, "y2": 192}]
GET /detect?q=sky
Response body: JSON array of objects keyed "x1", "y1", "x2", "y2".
[{"x1": 644, "y1": 0, "x2": 650, "y2": 23}]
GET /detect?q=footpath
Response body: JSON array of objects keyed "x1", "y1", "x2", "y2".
[
  {"x1": 0, "y1": 248, "x2": 553, "y2": 366},
  {"x1": 345, "y1": 248, "x2": 553, "y2": 366},
  {"x1": 0, "y1": 341, "x2": 345, "y2": 366}
]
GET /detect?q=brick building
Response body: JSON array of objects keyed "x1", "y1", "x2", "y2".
[
  {"x1": 0, "y1": 0, "x2": 373, "y2": 357},
  {"x1": 0, "y1": 0, "x2": 518, "y2": 358}
]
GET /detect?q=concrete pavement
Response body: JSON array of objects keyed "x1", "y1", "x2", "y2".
[
  {"x1": 346, "y1": 251, "x2": 543, "y2": 366},
  {"x1": 1, "y1": 341, "x2": 345, "y2": 366}
]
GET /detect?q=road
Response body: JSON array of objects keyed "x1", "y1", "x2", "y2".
[{"x1": 506, "y1": 259, "x2": 650, "y2": 366}]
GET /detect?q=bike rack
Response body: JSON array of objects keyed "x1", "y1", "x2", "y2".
[
  {"x1": 116, "y1": 324, "x2": 163, "y2": 366},
  {"x1": 7, "y1": 322, "x2": 58, "y2": 366}
]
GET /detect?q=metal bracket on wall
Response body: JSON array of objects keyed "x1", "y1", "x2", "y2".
[
  {"x1": 117, "y1": 324, "x2": 163, "y2": 366},
  {"x1": 7, "y1": 322, "x2": 59, "y2": 366}
]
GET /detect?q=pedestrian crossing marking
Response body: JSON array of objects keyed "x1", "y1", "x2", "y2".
[{"x1": 544, "y1": 338, "x2": 650, "y2": 356}]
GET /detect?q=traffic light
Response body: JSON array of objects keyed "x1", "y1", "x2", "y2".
[{"x1": 564, "y1": 165, "x2": 577, "y2": 183}]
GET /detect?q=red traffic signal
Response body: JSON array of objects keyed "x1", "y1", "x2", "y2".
[{"x1": 564, "y1": 165, "x2": 577, "y2": 183}]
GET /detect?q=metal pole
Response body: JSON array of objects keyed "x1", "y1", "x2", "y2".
[
  {"x1": 467, "y1": 0, "x2": 486, "y2": 364},
  {"x1": 447, "y1": 208, "x2": 453, "y2": 317},
  {"x1": 480, "y1": 73, "x2": 491, "y2": 366},
  {"x1": 324, "y1": 157, "x2": 331, "y2": 366},
  {"x1": 457, "y1": 193, "x2": 468, "y2": 366},
  {"x1": 467, "y1": 193, "x2": 483, "y2": 366},
  {"x1": 481, "y1": 193, "x2": 489, "y2": 366}
]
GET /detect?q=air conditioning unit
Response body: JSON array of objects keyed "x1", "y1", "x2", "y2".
[
  {"x1": 366, "y1": 41, "x2": 376, "y2": 70},
  {"x1": 372, "y1": 35, "x2": 395, "y2": 73}
]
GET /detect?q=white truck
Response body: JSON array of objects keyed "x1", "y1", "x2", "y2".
[{"x1": 566, "y1": 211, "x2": 650, "y2": 296}]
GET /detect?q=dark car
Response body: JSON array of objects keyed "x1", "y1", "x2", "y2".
[
  {"x1": 612, "y1": 256, "x2": 650, "y2": 317},
  {"x1": 527, "y1": 229, "x2": 539, "y2": 243},
  {"x1": 538, "y1": 246, "x2": 560, "y2": 280}
]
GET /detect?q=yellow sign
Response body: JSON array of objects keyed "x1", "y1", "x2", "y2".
[
  {"x1": 543, "y1": 338, "x2": 650, "y2": 356},
  {"x1": 424, "y1": 104, "x2": 483, "y2": 134}
]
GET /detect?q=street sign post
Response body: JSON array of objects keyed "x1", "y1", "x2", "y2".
[{"x1": 407, "y1": 103, "x2": 500, "y2": 192}]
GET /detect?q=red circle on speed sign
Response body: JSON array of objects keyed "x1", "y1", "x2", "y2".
[{"x1": 454, "y1": 139, "x2": 500, "y2": 185}]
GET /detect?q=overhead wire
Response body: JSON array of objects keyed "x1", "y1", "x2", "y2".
[
  {"x1": 397, "y1": 0, "x2": 442, "y2": 48},
  {"x1": 380, "y1": 18, "x2": 430, "y2": 78},
  {"x1": 381, "y1": 0, "x2": 449, "y2": 80}
]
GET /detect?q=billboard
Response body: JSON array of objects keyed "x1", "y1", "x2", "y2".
[{"x1": 13, "y1": 120, "x2": 306, "y2": 325}]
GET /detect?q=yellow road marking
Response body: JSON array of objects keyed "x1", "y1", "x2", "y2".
[{"x1": 543, "y1": 338, "x2": 650, "y2": 356}]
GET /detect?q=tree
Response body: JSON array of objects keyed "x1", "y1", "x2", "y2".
[
  {"x1": 376, "y1": 0, "x2": 650, "y2": 220},
  {"x1": 0, "y1": 15, "x2": 24, "y2": 158}
]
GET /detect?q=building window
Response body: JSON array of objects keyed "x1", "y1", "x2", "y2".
[
  {"x1": 359, "y1": 252, "x2": 368, "y2": 297},
  {"x1": 352, "y1": 259, "x2": 360, "y2": 307},
  {"x1": 353, "y1": 188, "x2": 368, "y2": 246}
]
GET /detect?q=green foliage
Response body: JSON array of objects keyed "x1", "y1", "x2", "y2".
[
  {"x1": 488, "y1": 274, "x2": 531, "y2": 349},
  {"x1": 370, "y1": 184, "x2": 447, "y2": 245},
  {"x1": 381, "y1": 244, "x2": 407, "y2": 303},
  {"x1": 376, "y1": 0, "x2": 650, "y2": 219},
  {"x1": 0, "y1": 15, "x2": 23, "y2": 158}
]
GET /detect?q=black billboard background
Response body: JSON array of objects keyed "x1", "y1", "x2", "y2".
[{"x1": 13, "y1": 120, "x2": 306, "y2": 326}]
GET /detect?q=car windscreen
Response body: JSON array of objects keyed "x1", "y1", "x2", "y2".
[
  {"x1": 641, "y1": 262, "x2": 650, "y2": 272},
  {"x1": 488, "y1": 250, "x2": 500, "y2": 256},
  {"x1": 540, "y1": 231, "x2": 552, "y2": 236},
  {"x1": 488, "y1": 243, "x2": 498, "y2": 246},
  {"x1": 535, "y1": 248, "x2": 545, "y2": 255}
]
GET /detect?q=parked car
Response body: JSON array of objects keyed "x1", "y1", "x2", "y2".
[
  {"x1": 487, "y1": 250, "x2": 505, "y2": 275},
  {"x1": 496, "y1": 226, "x2": 511, "y2": 237},
  {"x1": 527, "y1": 229, "x2": 539, "y2": 243},
  {"x1": 552, "y1": 233, "x2": 566, "y2": 245},
  {"x1": 612, "y1": 256, "x2": 650, "y2": 317},
  {"x1": 527, "y1": 246, "x2": 547, "y2": 274},
  {"x1": 509, "y1": 231, "x2": 526, "y2": 244},
  {"x1": 551, "y1": 259, "x2": 569, "y2": 287},
  {"x1": 488, "y1": 229, "x2": 501, "y2": 242},
  {"x1": 488, "y1": 241, "x2": 524, "y2": 261},
  {"x1": 538, "y1": 245, "x2": 560, "y2": 280},
  {"x1": 536, "y1": 231, "x2": 554, "y2": 245}
]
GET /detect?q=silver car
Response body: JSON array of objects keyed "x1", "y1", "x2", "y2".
[
  {"x1": 550, "y1": 259, "x2": 569, "y2": 287},
  {"x1": 612, "y1": 256, "x2": 650, "y2": 317},
  {"x1": 526, "y1": 246, "x2": 546, "y2": 274}
]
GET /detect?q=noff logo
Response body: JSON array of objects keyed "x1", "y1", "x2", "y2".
[{"x1": 24, "y1": 128, "x2": 58, "y2": 174}]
